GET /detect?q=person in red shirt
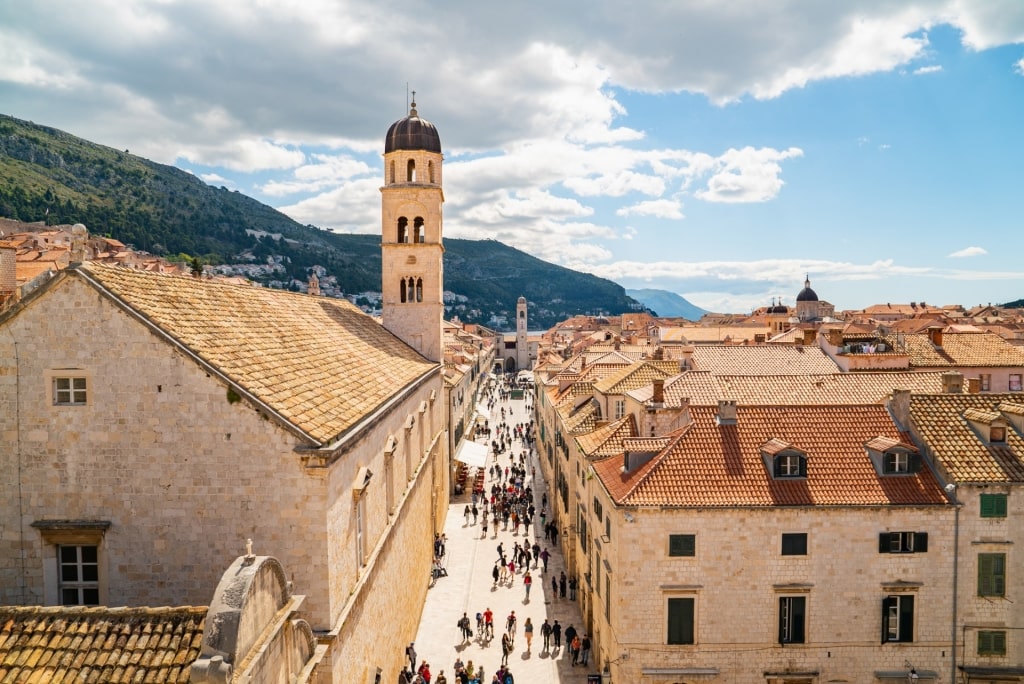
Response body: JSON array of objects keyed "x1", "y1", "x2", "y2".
[{"x1": 483, "y1": 607, "x2": 494, "y2": 638}]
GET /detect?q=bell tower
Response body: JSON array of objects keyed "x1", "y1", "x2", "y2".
[
  {"x1": 381, "y1": 97, "x2": 444, "y2": 362},
  {"x1": 515, "y1": 296, "x2": 529, "y2": 371}
]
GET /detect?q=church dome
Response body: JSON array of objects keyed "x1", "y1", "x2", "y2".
[
  {"x1": 796, "y1": 275, "x2": 818, "y2": 303},
  {"x1": 385, "y1": 100, "x2": 441, "y2": 154}
]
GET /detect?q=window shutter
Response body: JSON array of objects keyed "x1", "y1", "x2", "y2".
[
  {"x1": 791, "y1": 597, "x2": 806, "y2": 644},
  {"x1": 910, "y1": 453, "x2": 921, "y2": 473},
  {"x1": 774, "y1": 457, "x2": 783, "y2": 477},
  {"x1": 993, "y1": 631, "x2": 1007, "y2": 654},
  {"x1": 899, "y1": 595, "x2": 914, "y2": 642},
  {"x1": 915, "y1": 532, "x2": 927, "y2": 552},
  {"x1": 881, "y1": 597, "x2": 890, "y2": 643},
  {"x1": 798, "y1": 456, "x2": 807, "y2": 477},
  {"x1": 879, "y1": 533, "x2": 891, "y2": 553},
  {"x1": 778, "y1": 599, "x2": 786, "y2": 644},
  {"x1": 883, "y1": 452, "x2": 895, "y2": 473}
]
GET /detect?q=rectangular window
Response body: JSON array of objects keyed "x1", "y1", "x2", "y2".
[
  {"x1": 614, "y1": 399, "x2": 625, "y2": 420},
  {"x1": 978, "y1": 630, "x2": 1007, "y2": 656},
  {"x1": 882, "y1": 595, "x2": 914, "y2": 642},
  {"x1": 980, "y1": 493, "x2": 1008, "y2": 518},
  {"x1": 776, "y1": 454, "x2": 805, "y2": 477},
  {"x1": 355, "y1": 497, "x2": 366, "y2": 566},
  {"x1": 980, "y1": 374, "x2": 991, "y2": 391},
  {"x1": 781, "y1": 533, "x2": 808, "y2": 556},
  {"x1": 879, "y1": 532, "x2": 928, "y2": 553},
  {"x1": 883, "y1": 451, "x2": 918, "y2": 474},
  {"x1": 778, "y1": 596, "x2": 806, "y2": 644},
  {"x1": 53, "y1": 377, "x2": 87, "y2": 405},
  {"x1": 593, "y1": 497, "x2": 603, "y2": 521},
  {"x1": 667, "y1": 597, "x2": 695, "y2": 645},
  {"x1": 669, "y1": 534, "x2": 696, "y2": 557},
  {"x1": 990, "y1": 426, "x2": 1007, "y2": 443},
  {"x1": 59, "y1": 545, "x2": 99, "y2": 606},
  {"x1": 978, "y1": 553, "x2": 1006, "y2": 597},
  {"x1": 1010, "y1": 374, "x2": 1022, "y2": 392}
]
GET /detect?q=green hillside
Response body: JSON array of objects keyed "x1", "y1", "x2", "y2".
[{"x1": 0, "y1": 113, "x2": 646, "y2": 330}]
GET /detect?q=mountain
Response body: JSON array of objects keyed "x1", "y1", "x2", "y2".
[
  {"x1": 626, "y1": 288, "x2": 708, "y2": 320},
  {"x1": 0, "y1": 113, "x2": 646, "y2": 330}
]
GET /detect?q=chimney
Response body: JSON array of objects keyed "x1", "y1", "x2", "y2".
[
  {"x1": 891, "y1": 389, "x2": 911, "y2": 427},
  {"x1": 716, "y1": 399, "x2": 737, "y2": 426},
  {"x1": 0, "y1": 243, "x2": 15, "y2": 295},
  {"x1": 652, "y1": 346, "x2": 664, "y2": 360},
  {"x1": 70, "y1": 223, "x2": 88, "y2": 264},
  {"x1": 941, "y1": 371, "x2": 964, "y2": 394},
  {"x1": 803, "y1": 328, "x2": 817, "y2": 346},
  {"x1": 614, "y1": 337, "x2": 621, "y2": 351},
  {"x1": 652, "y1": 378, "x2": 665, "y2": 405},
  {"x1": 680, "y1": 345, "x2": 695, "y2": 370},
  {"x1": 308, "y1": 272, "x2": 321, "y2": 296},
  {"x1": 967, "y1": 378, "x2": 980, "y2": 394},
  {"x1": 827, "y1": 328, "x2": 843, "y2": 347},
  {"x1": 927, "y1": 326, "x2": 943, "y2": 347}
]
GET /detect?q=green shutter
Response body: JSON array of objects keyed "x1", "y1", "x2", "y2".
[
  {"x1": 978, "y1": 630, "x2": 1007, "y2": 656},
  {"x1": 978, "y1": 554, "x2": 1006, "y2": 596},
  {"x1": 667, "y1": 598, "x2": 694, "y2": 645},
  {"x1": 980, "y1": 494, "x2": 1008, "y2": 518}
]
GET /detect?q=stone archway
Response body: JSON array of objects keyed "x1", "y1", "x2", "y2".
[{"x1": 504, "y1": 357, "x2": 517, "y2": 373}]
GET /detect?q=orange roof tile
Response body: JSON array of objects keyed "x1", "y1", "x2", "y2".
[
  {"x1": 893, "y1": 332, "x2": 1024, "y2": 368},
  {"x1": 575, "y1": 414, "x2": 638, "y2": 458},
  {"x1": 595, "y1": 404, "x2": 948, "y2": 507},
  {"x1": 689, "y1": 345, "x2": 840, "y2": 375},
  {"x1": 74, "y1": 263, "x2": 436, "y2": 445},
  {"x1": 0, "y1": 606, "x2": 205, "y2": 683},
  {"x1": 908, "y1": 393, "x2": 1024, "y2": 483}
]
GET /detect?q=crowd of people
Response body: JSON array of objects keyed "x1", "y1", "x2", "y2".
[{"x1": 399, "y1": 372, "x2": 589, "y2": 684}]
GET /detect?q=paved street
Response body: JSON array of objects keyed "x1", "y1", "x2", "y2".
[{"x1": 410, "y1": 390, "x2": 595, "y2": 684}]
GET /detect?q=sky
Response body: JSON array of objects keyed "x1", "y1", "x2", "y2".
[{"x1": 2, "y1": 1, "x2": 1024, "y2": 313}]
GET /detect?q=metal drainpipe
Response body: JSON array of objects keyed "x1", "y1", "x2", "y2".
[{"x1": 951, "y1": 491, "x2": 960, "y2": 683}]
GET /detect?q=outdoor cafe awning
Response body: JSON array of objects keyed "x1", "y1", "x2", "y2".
[{"x1": 454, "y1": 440, "x2": 488, "y2": 468}]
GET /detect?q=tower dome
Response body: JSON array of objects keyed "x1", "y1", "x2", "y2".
[
  {"x1": 384, "y1": 98, "x2": 441, "y2": 154},
  {"x1": 796, "y1": 275, "x2": 818, "y2": 303}
]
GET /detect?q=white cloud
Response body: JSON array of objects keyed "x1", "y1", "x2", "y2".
[
  {"x1": 948, "y1": 246, "x2": 988, "y2": 258},
  {"x1": 199, "y1": 173, "x2": 233, "y2": 188},
  {"x1": 617, "y1": 199, "x2": 684, "y2": 219},
  {"x1": 913, "y1": 64, "x2": 943, "y2": 74},
  {"x1": 260, "y1": 154, "x2": 373, "y2": 197},
  {"x1": 177, "y1": 139, "x2": 306, "y2": 173},
  {"x1": 695, "y1": 147, "x2": 804, "y2": 203},
  {"x1": 1016, "y1": 58, "x2": 1024, "y2": 75}
]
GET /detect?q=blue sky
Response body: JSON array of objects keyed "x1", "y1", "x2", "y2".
[{"x1": 2, "y1": 2, "x2": 1023, "y2": 312}]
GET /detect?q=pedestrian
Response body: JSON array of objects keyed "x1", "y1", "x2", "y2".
[
  {"x1": 552, "y1": 620, "x2": 562, "y2": 649},
  {"x1": 419, "y1": 660, "x2": 432, "y2": 683},
  {"x1": 406, "y1": 642, "x2": 417, "y2": 672},
  {"x1": 484, "y1": 608, "x2": 494, "y2": 638},
  {"x1": 541, "y1": 618, "x2": 551, "y2": 650},
  {"x1": 506, "y1": 610, "x2": 517, "y2": 638},
  {"x1": 464, "y1": 505, "x2": 471, "y2": 525},
  {"x1": 540, "y1": 548, "x2": 549, "y2": 572},
  {"x1": 565, "y1": 624, "x2": 577, "y2": 664},
  {"x1": 580, "y1": 634, "x2": 591, "y2": 666},
  {"x1": 492, "y1": 562, "x2": 500, "y2": 586},
  {"x1": 531, "y1": 542, "x2": 540, "y2": 567},
  {"x1": 482, "y1": 516, "x2": 488, "y2": 538},
  {"x1": 569, "y1": 575, "x2": 577, "y2": 600},
  {"x1": 551, "y1": 574, "x2": 557, "y2": 598},
  {"x1": 571, "y1": 633, "x2": 581, "y2": 666},
  {"x1": 523, "y1": 571, "x2": 532, "y2": 601},
  {"x1": 436, "y1": 670, "x2": 448, "y2": 684},
  {"x1": 501, "y1": 632, "x2": 512, "y2": 666},
  {"x1": 524, "y1": 618, "x2": 534, "y2": 652},
  {"x1": 559, "y1": 571, "x2": 567, "y2": 598},
  {"x1": 472, "y1": 505, "x2": 479, "y2": 525},
  {"x1": 507, "y1": 559, "x2": 515, "y2": 578},
  {"x1": 458, "y1": 612, "x2": 472, "y2": 643}
]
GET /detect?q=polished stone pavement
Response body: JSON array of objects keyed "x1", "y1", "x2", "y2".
[{"x1": 410, "y1": 392, "x2": 596, "y2": 684}]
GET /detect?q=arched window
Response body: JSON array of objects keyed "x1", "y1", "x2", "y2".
[
  {"x1": 397, "y1": 217, "x2": 408, "y2": 243},
  {"x1": 428, "y1": 160, "x2": 434, "y2": 184},
  {"x1": 407, "y1": 159, "x2": 416, "y2": 182},
  {"x1": 389, "y1": 161, "x2": 395, "y2": 184},
  {"x1": 519, "y1": 310, "x2": 525, "y2": 319},
  {"x1": 413, "y1": 217, "x2": 424, "y2": 243},
  {"x1": 415, "y1": 278, "x2": 423, "y2": 302},
  {"x1": 400, "y1": 277, "x2": 407, "y2": 303}
]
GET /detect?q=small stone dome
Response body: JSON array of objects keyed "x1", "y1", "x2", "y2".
[
  {"x1": 768, "y1": 299, "x2": 788, "y2": 314},
  {"x1": 385, "y1": 100, "x2": 441, "y2": 154},
  {"x1": 796, "y1": 275, "x2": 818, "y2": 303}
]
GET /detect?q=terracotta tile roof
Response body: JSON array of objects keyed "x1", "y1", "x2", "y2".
[
  {"x1": 631, "y1": 371, "x2": 947, "y2": 407},
  {"x1": 592, "y1": 360, "x2": 679, "y2": 395},
  {"x1": 595, "y1": 404, "x2": 948, "y2": 507},
  {"x1": 689, "y1": 345, "x2": 840, "y2": 375},
  {"x1": 892, "y1": 332, "x2": 1024, "y2": 368},
  {"x1": 76, "y1": 263, "x2": 436, "y2": 445},
  {"x1": 0, "y1": 606, "x2": 206, "y2": 683},
  {"x1": 908, "y1": 393, "x2": 1024, "y2": 483},
  {"x1": 563, "y1": 399, "x2": 600, "y2": 435},
  {"x1": 575, "y1": 414, "x2": 637, "y2": 458},
  {"x1": 659, "y1": 325, "x2": 770, "y2": 344}
]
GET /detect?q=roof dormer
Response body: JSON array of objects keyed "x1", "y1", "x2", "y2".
[
  {"x1": 761, "y1": 439, "x2": 807, "y2": 479},
  {"x1": 996, "y1": 401, "x2": 1024, "y2": 437},
  {"x1": 865, "y1": 436, "x2": 921, "y2": 475},
  {"x1": 963, "y1": 407, "x2": 1009, "y2": 444}
]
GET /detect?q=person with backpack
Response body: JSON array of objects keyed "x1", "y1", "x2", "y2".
[
  {"x1": 540, "y1": 618, "x2": 552, "y2": 650},
  {"x1": 458, "y1": 612, "x2": 472, "y2": 643}
]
